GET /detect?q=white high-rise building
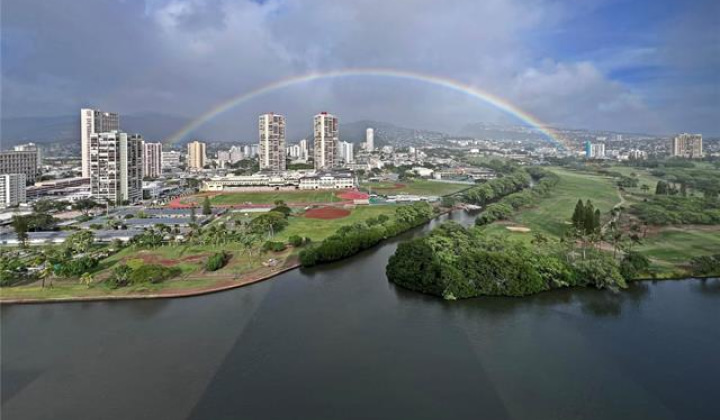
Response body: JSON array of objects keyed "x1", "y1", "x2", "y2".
[
  {"x1": 0, "y1": 174, "x2": 27, "y2": 207},
  {"x1": 187, "y1": 141, "x2": 207, "y2": 170},
  {"x1": 314, "y1": 112, "x2": 339, "y2": 170},
  {"x1": 672, "y1": 133, "x2": 703, "y2": 159},
  {"x1": 143, "y1": 142, "x2": 163, "y2": 178},
  {"x1": 89, "y1": 131, "x2": 143, "y2": 204},
  {"x1": 366, "y1": 128, "x2": 374, "y2": 151},
  {"x1": 258, "y1": 113, "x2": 286, "y2": 172},
  {"x1": 299, "y1": 139, "x2": 309, "y2": 161},
  {"x1": 81, "y1": 108, "x2": 119, "y2": 177},
  {"x1": 339, "y1": 141, "x2": 354, "y2": 164}
]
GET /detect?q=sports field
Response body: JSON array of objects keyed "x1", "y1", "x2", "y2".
[{"x1": 275, "y1": 205, "x2": 398, "y2": 242}]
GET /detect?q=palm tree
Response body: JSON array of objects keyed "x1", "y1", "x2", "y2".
[{"x1": 79, "y1": 272, "x2": 93, "y2": 288}]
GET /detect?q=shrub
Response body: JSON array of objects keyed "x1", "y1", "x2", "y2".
[
  {"x1": 262, "y1": 241, "x2": 287, "y2": 252},
  {"x1": 129, "y1": 264, "x2": 181, "y2": 284},
  {"x1": 288, "y1": 235, "x2": 305, "y2": 247},
  {"x1": 689, "y1": 254, "x2": 720, "y2": 276},
  {"x1": 620, "y1": 251, "x2": 650, "y2": 280},
  {"x1": 205, "y1": 252, "x2": 229, "y2": 271}
]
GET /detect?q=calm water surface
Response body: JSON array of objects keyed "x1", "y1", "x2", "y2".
[{"x1": 2, "y1": 212, "x2": 719, "y2": 420}]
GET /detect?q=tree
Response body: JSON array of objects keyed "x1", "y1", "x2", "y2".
[
  {"x1": 190, "y1": 206, "x2": 197, "y2": 222},
  {"x1": 572, "y1": 199, "x2": 585, "y2": 230},
  {"x1": 65, "y1": 230, "x2": 95, "y2": 255},
  {"x1": 79, "y1": 272, "x2": 94, "y2": 288},
  {"x1": 655, "y1": 180, "x2": 668, "y2": 195},
  {"x1": 11, "y1": 216, "x2": 29, "y2": 248},
  {"x1": 72, "y1": 198, "x2": 99, "y2": 215},
  {"x1": 641, "y1": 184, "x2": 650, "y2": 194},
  {"x1": 202, "y1": 197, "x2": 212, "y2": 215},
  {"x1": 583, "y1": 200, "x2": 596, "y2": 235}
]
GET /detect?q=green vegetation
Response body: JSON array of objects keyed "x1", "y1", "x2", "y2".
[
  {"x1": 387, "y1": 222, "x2": 626, "y2": 300},
  {"x1": 473, "y1": 168, "x2": 560, "y2": 225},
  {"x1": 501, "y1": 168, "x2": 620, "y2": 237},
  {"x1": 362, "y1": 179, "x2": 470, "y2": 196},
  {"x1": 262, "y1": 241, "x2": 287, "y2": 252},
  {"x1": 689, "y1": 254, "x2": 720, "y2": 277},
  {"x1": 275, "y1": 206, "x2": 397, "y2": 242},
  {"x1": 107, "y1": 264, "x2": 181, "y2": 288},
  {"x1": 631, "y1": 196, "x2": 720, "y2": 225},
  {"x1": 210, "y1": 190, "x2": 341, "y2": 205},
  {"x1": 300, "y1": 202, "x2": 435, "y2": 267},
  {"x1": 205, "y1": 252, "x2": 229, "y2": 271}
]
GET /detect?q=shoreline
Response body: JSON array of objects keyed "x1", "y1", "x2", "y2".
[
  {"x1": 1, "y1": 208, "x2": 455, "y2": 305},
  {"x1": 0, "y1": 262, "x2": 300, "y2": 305}
]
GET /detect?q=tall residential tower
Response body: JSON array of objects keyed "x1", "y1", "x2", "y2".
[
  {"x1": 366, "y1": 128, "x2": 374, "y2": 151},
  {"x1": 187, "y1": 141, "x2": 207, "y2": 170},
  {"x1": 143, "y1": 142, "x2": 163, "y2": 178},
  {"x1": 314, "y1": 112, "x2": 338, "y2": 170},
  {"x1": 258, "y1": 113, "x2": 286, "y2": 172},
  {"x1": 81, "y1": 108, "x2": 119, "y2": 177},
  {"x1": 89, "y1": 131, "x2": 143, "y2": 203}
]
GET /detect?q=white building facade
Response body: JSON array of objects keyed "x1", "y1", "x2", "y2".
[
  {"x1": 90, "y1": 131, "x2": 143, "y2": 203},
  {"x1": 314, "y1": 112, "x2": 339, "y2": 170},
  {"x1": 366, "y1": 128, "x2": 374, "y2": 151},
  {"x1": 259, "y1": 113, "x2": 286, "y2": 172},
  {"x1": 0, "y1": 174, "x2": 27, "y2": 206},
  {"x1": 81, "y1": 108, "x2": 119, "y2": 177},
  {"x1": 143, "y1": 142, "x2": 163, "y2": 178}
]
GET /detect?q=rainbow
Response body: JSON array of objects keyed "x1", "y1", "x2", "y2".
[{"x1": 166, "y1": 68, "x2": 565, "y2": 149}]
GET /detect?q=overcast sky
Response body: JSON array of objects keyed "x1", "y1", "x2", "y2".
[{"x1": 2, "y1": 0, "x2": 718, "y2": 140}]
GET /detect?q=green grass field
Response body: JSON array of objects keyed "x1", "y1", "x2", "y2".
[
  {"x1": 209, "y1": 190, "x2": 342, "y2": 205},
  {"x1": 274, "y1": 205, "x2": 398, "y2": 242},
  {"x1": 362, "y1": 179, "x2": 470, "y2": 196},
  {"x1": 501, "y1": 168, "x2": 621, "y2": 238}
]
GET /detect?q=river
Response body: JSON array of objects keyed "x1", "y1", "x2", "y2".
[{"x1": 2, "y1": 211, "x2": 719, "y2": 420}]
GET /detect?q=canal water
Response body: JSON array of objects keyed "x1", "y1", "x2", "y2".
[{"x1": 2, "y1": 211, "x2": 719, "y2": 419}]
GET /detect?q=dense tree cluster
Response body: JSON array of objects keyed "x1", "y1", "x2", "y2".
[
  {"x1": 571, "y1": 199, "x2": 602, "y2": 234},
  {"x1": 652, "y1": 168, "x2": 720, "y2": 198},
  {"x1": 387, "y1": 222, "x2": 627, "y2": 300},
  {"x1": 689, "y1": 255, "x2": 720, "y2": 277},
  {"x1": 300, "y1": 202, "x2": 434, "y2": 267},
  {"x1": 462, "y1": 171, "x2": 531, "y2": 206},
  {"x1": 248, "y1": 211, "x2": 289, "y2": 236},
  {"x1": 474, "y1": 169, "x2": 560, "y2": 226},
  {"x1": 631, "y1": 197, "x2": 720, "y2": 225},
  {"x1": 616, "y1": 176, "x2": 639, "y2": 188}
]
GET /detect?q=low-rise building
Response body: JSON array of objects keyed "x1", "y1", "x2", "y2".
[{"x1": 299, "y1": 171, "x2": 355, "y2": 190}]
